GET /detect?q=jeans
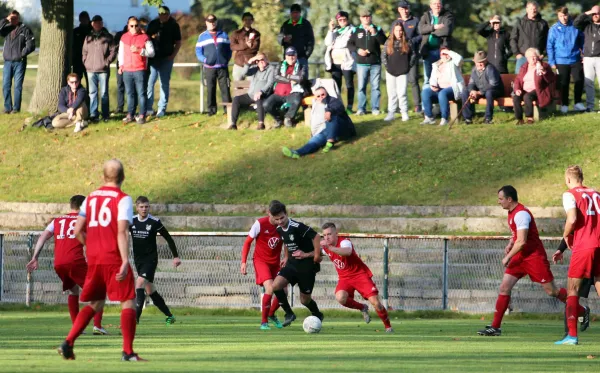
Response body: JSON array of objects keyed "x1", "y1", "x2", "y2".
[
  {"x1": 356, "y1": 64, "x2": 381, "y2": 112},
  {"x1": 230, "y1": 93, "x2": 264, "y2": 125},
  {"x1": 330, "y1": 64, "x2": 355, "y2": 110},
  {"x1": 386, "y1": 72, "x2": 408, "y2": 114},
  {"x1": 204, "y1": 67, "x2": 231, "y2": 114},
  {"x1": 295, "y1": 116, "x2": 355, "y2": 156},
  {"x1": 147, "y1": 58, "x2": 174, "y2": 114},
  {"x1": 3, "y1": 60, "x2": 26, "y2": 112},
  {"x1": 88, "y1": 72, "x2": 110, "y2": 119},
  {"x1": 296, "y1": 132, "x2": 328, "y2": 156},
  {"x1": 123, "y1": 70, "x2": 146, "y2": 117},
  {"x1": 423, "y1": 49, "x2": 441, "y2": 86},
  {"x1": 422, "y1": 86, "x2": 455, "y2": 119},
  {"x1": 514, "y1": 56, "x2": 527, "y2": 74},
  {"x1": 514, "y1": 91, "x2": 537, "y2": 120},
  {"x1": 461, "y1": 89, "x2": 502, "y2": 120}
]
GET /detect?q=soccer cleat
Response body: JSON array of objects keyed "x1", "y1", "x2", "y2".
[
  {"x1": 314, "y1": 311, "x2": 324, "y2": 322},
  {"x1": 477, "y1": 327, "x2": 501, "y2": 336},
  {"x1": 554, "y1": 335, "x2": 578, "y2": 345},
  {"x1": 268, "y1": 315, "x2": 283, "y2": 329},
  {"x1": 282, "y1": 313, "x2": 297, "y2": 327},
  {"x1": 282, "y1": 146, "x2": 300, "y2": 159},
  {"x1": 166, "y1": 315, "x2": 176, "y2": 325},
  {"x1": 260, "y1": 322, "x2": 271, "y2": 330},
  {"x1": 385, "y1": 327, "x2": 394, "y2": 333},
  {"x1": 581, "y1": 306, "x2": 591, "y2": 332},
  {"x1": 361, "y1": 304, "x2": 371, "y2": 324},
  {"x1": 58, "y1": 340, "x2": 75, "y2": 360},
  {"x1": 93, "y1": 326, "x2": 109, "y2": 335},
  {"x1": 322, "y1": 142, "x2": 334, "y2": 153},
  {"x1": 122, "y1": 352, "x2": 147, "y2": 361}
]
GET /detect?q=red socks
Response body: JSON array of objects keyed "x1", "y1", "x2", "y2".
[
  {"x1": 491, "y1": 294, "x2": 510, "y2": 329},
  {"x1": 376, "y1": 307, "x2": 391, "y2": 328},
  {"x1": 121, "y1": 308, "x2": 137, "y2": 355},
  {"x1": 343, "y1": 298, "x2": 365, "y2": 311},
  {"x1": 261, "y1": 294, "x2": 272, "y2": 323},
  {"x1": 66, "y1": 305, "x2": 95, "y2": 345},
  {"x1": 557, "y1": 288, "x2": 567, "y2": 303},
  {"x1": 67, "y1": 295, "x2": 79, "y2": 324},
  {"x1": 93, "y1": 309, "x2": 103, "y2": 328},
  {"x1": 268, "y1": 294, "x2": 280, "y2": 317},
  {"x1": 566, "y1": 296, "x2": 579, "y2": 337}
]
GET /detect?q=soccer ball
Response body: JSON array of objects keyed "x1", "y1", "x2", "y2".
[{"x1": 303, "y1": 316, "x2": 322, "y2": 334}]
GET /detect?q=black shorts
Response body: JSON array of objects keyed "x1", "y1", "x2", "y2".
[
  {"x1": 277, "y1": 266, "x2": 316, "y2": 294},
  {"x1": 579, "y1": 277, "x2": 594, "y2": 298},
  {"x1": 135, "y1": 261, "x2": 157, "y2": 283}
]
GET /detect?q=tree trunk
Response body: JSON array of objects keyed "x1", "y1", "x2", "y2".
[{"x1": 28, "y1": 0, "x2": 73, "y2": 114}]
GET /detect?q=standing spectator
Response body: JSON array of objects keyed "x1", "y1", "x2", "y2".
[
  {"x1": 138, "y1": 17, "x2": 152, "y2": 113},
  {"x1": 513, "y1": 48, "x2": 556, "y2": 125},
  {"x1": 114, "y1": 24, "x2": 128, "y2": 114},
  {"x1": 277, "y1": 4, "x2": 314, "y2": 75},
  {"x1": 52, "y1": 73, "x2": 89, "y2": 133},
  {"x1": 395, "y1": 1, "x2": 422, "y2": 113},
  {"x1": 72, "y1": 11, "x2": 92, "y2": 88},
  {"x1": 575, "y1": 6, "x2": 600, "y2": 112},
  {"x1": 418, "y1": 0, "x2": 454, "y2": 86},
  {"x1": 510, "y1": 1, "x2": 549, "y2": 74},
  {"x1": 82, "y1": 15, "x2": 116, "y2": 123},
  {"x1": 146, "y1": 6, "x2": 182, "y2": 117},
  {"x1": 382, "y1": 21, "x2": 415, "y2": 122},
  {"x1": 547, "y1": 7, "x2": 585, "y2": 113},
  {"x1": 461, "y1": 51, "x2": 503, "y2": 125},
  {"x1": 0, "y1": 10, "x2": 35, "y2": 114},
  {"x1": 118, "y1": 16, "x2": 155, "y2": 124},
  {"x1": 476, "y1": 15, "x2": 511, "y2": 74},
  {"x1": 347, "y1": 8, "x2": 387, "y2": 116},
  {"x1": 230, "y1": 12, "x2": 261, "y2": 81},
  {"x1": 195, "y1": 14, "x2": 232, "y2": 116},
  {"x1": 324, "y1": 11, "x2": 355, "y2": 114}
]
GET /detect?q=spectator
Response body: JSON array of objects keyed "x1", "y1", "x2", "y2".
[
  {"x1": 513, "y1": 48, "x2": 556, "y2": 125},
  {"x1": 82, "y1": 15, "x2": 116, "y2": 123},
  {"x1": 52, "y1": 73, "x2": 88, "y2": 133},
  {"x1": 147, "y1": 6, "x2": 182, "y2": 117},
  {"x1": 476, "y1": 15, "x2": 511, "y2": 74},
  {"x1": 418, "y1": 0, "x2": 454, "y2": 86},
  {"x1": 281, "y1": 86, "x2": 356, "y2": 158},
  {"x1": 263, "y1": 47, "x2": 308, "y2": 128},
  {"x1": 228, "y1": 53, "x2": 276, "y2": 130},
  {"x1": 277, "y1": 4, "x2": 314, "y2": 75},
  {"x1": 510, "y1": 1, "x2": 549, "y2": 74},
  {"x1": 118, "y1": 16, "x2": 155, "y2": 124},
  {"x1": 324, "y1": 11, "x2": 355, "y2": 114},
  {"x1": 575, "y1": 5, "x2": 600, "y2": 112},
  {"x1": 461, "y1": 51, "x2": 503, "y2": 125},
  {"x1": 72, "y1": 11, "x2": 92, "y2": 88},
  {"x1": 420, "y1": 48, "x2": 465, "y2": 126},
  {"x1": 195, "y1": 14, "x2": 232, "y2": 116},
  {"x1": 139, "y1": 17, "x2": 152, "y2": 111},
  {"x1": 230, "y1": 12, "x2": 261, "y2": 81},
  {"x1": 382, "y1": 21, "x2": 416, "y2": 122},
  {"x1": 347, "y1": 8, "x2": 387, "y2": 116},
  {"x1": 114, "y1": 24, "x2": 128, "y2": 114},
  {"x1": 395, "y1": 0, "x2": 422, "y2": 113},
  {"x1": 0, "y1": 10, "x2": 35, "y2": 114}
]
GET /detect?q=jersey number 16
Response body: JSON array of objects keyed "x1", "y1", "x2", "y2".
[{"x1": 88, "y1": 198, "x2": 112, "y2": 227}]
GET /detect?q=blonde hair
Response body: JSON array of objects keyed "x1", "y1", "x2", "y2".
[
  {"x1": 525, "y1": 48, "x2": 541, "y2": 58},
  {"x1": 565, "y1": 165, "x2": 584, "y2": 183}
]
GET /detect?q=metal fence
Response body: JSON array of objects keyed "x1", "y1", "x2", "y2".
[{"x1": 1, "y1": 231, "x2": 593, "y2": 313}]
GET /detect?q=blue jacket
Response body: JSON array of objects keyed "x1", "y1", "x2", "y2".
[
  {"x1": 547, "y1": 20, "x2": 584, "y2": 66},
  {"x1": 195, "y1": 30, "x2": 231, "y2": 68}
]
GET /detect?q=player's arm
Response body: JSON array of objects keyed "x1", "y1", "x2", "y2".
[
  {"x1": 241, "y1": 220, "x2": 260, "y2": 275},
  {"x1": 562, "y1": 192, "x2": 577, "y2": 249},
  {"x1": 158, "y1": 225, "x2": 181, "y2": 267},
  {"x1": 26, "y1": 227, "x2": 53, "y2": 272},
  {"x1": 116, "y1": 196, "x2": 134, "y2": 281},
  {"x1": 326, "y1": 240, "x2": 353, "y2": 257},
  {"x1": 281, "y1": 244, "x2": 290, "y2": 267},
  {"x1": 553, "y1": 237, "x2": 569, "y2": 264},
  {"x1": 503, "y1": 228, "x2": 527, "y2": 266},
  {"x1": 504, "y1": 237, "x2": 514, "y2": 255},
  {"x1": 74, "y1": 198, "x2": 88, "y2": 245},
  {"x1": 312, "y1": 234, "x2": 322, "y2": 263}
]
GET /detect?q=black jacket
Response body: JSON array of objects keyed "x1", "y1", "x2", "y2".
[
  {"x1": 323, "y1": 95, "x2": 356, "y2": 137},
  {"x1": 476, "y1": 22, "x2": 511, "y2": 74},
  {"x1": 467, "y1": 64, "x2": 503, "y2": 94},
  {"x1": 277, "y1": 17, "x2": 315, "y2": 59},
  {"x1": 418, "y1": 8, "x2": 454, "y2": 57},
  {"x1": 382, "y1": 39, "x2": 416, "y2": 76},
  {"x1": 57, "y1": 85, "x2": 87, "y2": 113},
  {"x1": 347, "y1": 24, "x2": 387, "y2": 65},
  {"x1": 510, "y1": 14, "x2": 549, "y2": 56},
  {"x1": 574, "y1": 14, "x2": 600, "y2": 58},
  {"x1": 392, "y1": 17, "x2": 421, "y2": 55},
  {"x1": 0, "y1": 19, "x2": 35, "y2": 62},
  {"x1": 72, "y1": 24, "x2": 92, "y2": 67}
]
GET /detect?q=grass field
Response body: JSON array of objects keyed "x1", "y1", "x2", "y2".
[{"x1": 1, "y1": 307, "x2": 599, "y2": 372}]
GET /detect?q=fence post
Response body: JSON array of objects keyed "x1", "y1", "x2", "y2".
[
  {"x1": 383, "y1": 238, "x2": 389, "y2": 309},
  {"x1": 199, "y1": 64, "x2": 204, "y2": 113},
  {"x1": 442, "y1": 238, "x2": 449, "y2": 310},
  {"x1": 26, "y1": 233, "x2": 33, "y2": 307},
  {"x1": 0, "y1": 233, "x2": 3, "y2": 301}
]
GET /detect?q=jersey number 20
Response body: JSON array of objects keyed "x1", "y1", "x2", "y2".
[{"x1": 582, "y1": 193, "x2": 600, "y2": 216}]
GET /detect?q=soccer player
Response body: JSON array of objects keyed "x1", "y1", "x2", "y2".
[
  {"x1": 477, "y1": 185, "x2": 567, "y2": 336},
  {"x1": 131, "y1": 196, "x2": 181, "y2": 324},
  {"x1": 240, "y1": 211, "x2": 285, "y2": 330},
  {"x1": 321, "y1": 222, "x2": 393, "y2": 332},
  {"x1": 554, "y1": 165, "x2": 599, "y2": 345},
  {"x1": 26, "y1": 195, "x2": 106, "y2": 335},
  {"x1": 269, "y1": 200, "x2": 324, "y2": 327},
  {"x1": 58, "y1": 159, "x2": 143, "y2": 361}
]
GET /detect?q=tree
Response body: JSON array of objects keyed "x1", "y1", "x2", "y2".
[{"x1": 252, "y1": 0, "x2": 286, "y2": 61}]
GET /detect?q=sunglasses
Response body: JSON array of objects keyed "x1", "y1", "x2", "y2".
[
  {"x1": 129, "y1": 24, "x2": 138, "y2": 28},
  {"x1": 68, "y1": 81, "x2": 78, "y2": 84},
  {"x1": 207, "y1": 19, "x2": 217, "y2": 23},
  {"x1": 316, "y1": 93, "x2": 326, "y2": 98}
]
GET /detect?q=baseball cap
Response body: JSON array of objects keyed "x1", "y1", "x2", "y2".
[
  {"x1": 359, "y1": 8, "x2": 372, "y2": 17},
  {"x1": 285, "y1": 47, "x2": 297, "y2": 56},
  {"x1": 91, "y1": 15, "x2": 103, "y2": 22},
  {"x1": 158, "y1": 6, "x2": 170, "y2": 15},
  {"x1": 397, "y1": 1, "x2": 410, "y2": 8}
]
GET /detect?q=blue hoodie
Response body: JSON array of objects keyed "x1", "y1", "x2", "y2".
[{"x1": 546, "y1": 20, "x2": 584, "y2": 66}]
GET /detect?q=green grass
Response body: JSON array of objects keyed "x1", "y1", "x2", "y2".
[{"x1": 1, "y1": 308, "x2": 599, "y2": 372}]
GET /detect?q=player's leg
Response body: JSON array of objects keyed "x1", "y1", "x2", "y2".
[
  {"x1": 298, "y1": 273, "x2": 323, "y2": 321},
  {"x1": 60, "y1": 299, "x2": 105, "y2": 360},
  {"x1": 272, "y1": 272, "x2": 295, "y2": 322},
  {"x1": 478, "y1": 273, "x2": 519, "y2": 336},
  {"x1": 260, "y1": 279, "x2": 275, "y2": 328},
  {"x1": 367, "y1": 295, "x2": 392, "y2": 331},
  {"x1": 67, "y1": 285, "x2": 80, "y2": 324},
  {"x1": 335, "y1": 281, "x2": 367, "y2": 313},
  {"x1": 145, "y1": 281, "x2": 175, "y2": 324},
  {"x1": 134, "y1": 275, "x2": 148, "y2": 323},
  {"x1": 254, "y1": 260, "x2": 277, "y2": 327},
  {"x1": 72, "y1": 261, "x2": 106, "y2": 334},
  {"x1": 555, "y1": 276, "x2": 584, "y2": 344}
]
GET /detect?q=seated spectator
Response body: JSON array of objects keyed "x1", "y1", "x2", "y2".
[
  {"x1": 282, "y1": 86, "x2": 356, "y2": 158},
  {"x1": 575, "y1": 6, "x2": 600, "y2": 112},
  {"x1": 461, "y1": 51, "x2": 503, "y2": 124},
  {"x1": 228, "y1": 53, "x2": 276, "y2": 130},
  {"x1": 324, "y1": 11, "x2": 355, "y2": 114},
  {"x1": 420, "y1": 48, "x2": 464, "y2": 126},
  {"x1": 52, "y1": 73, "x2": 89, "y2": 132},
  {"x1": 512, "y1": 48, "x2": 556, "y2": 124},
  {"x1": 230, "y1": 12, "x2": 261, "y2": 81},
  {"x1": 263, "y1": 47, "x2": 308, "y2": 128},
  {"x1": 476, "y1": 15, "x2": 511, "y2": 74}
]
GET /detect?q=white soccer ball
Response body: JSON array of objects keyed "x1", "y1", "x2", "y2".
[{"x1": 303, "y1": 316, "x2": 322, "y2": 334}]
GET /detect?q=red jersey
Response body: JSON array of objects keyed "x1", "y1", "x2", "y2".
[
  {"x1": 46, "y1": 212, "x2": 85, "y2": 265},
  {"x1": 563, "y1": 187, "x2": 600, "y2": 251},
  {"x1": 247, "y1": 216, "x2": 283, "y2": 265},
  {"x1": 81, "y1": 186, "x2": 133, "y2": 265},
  {"x1": 323, "y1": 237, "x2": 373, "y2": 279},
  {"x1": 507, "y1": 204, "x2": 547, "y2": 259}
]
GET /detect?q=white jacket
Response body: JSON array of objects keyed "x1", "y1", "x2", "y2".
[
  {"x1": 429, "y1": 50, "x2": 465, "y2": 99},
  {"x1": 324, "y1": 26, "x2": 356, "y2": 72}
]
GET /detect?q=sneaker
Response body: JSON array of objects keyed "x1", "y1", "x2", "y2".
[
  {"x1": 260, "y1": 322, "x2": 271, "y2": 330},
  {"x1": 464, "y1": 118, "x2": 473, "y2": 125},
  {"x1": 227, "y1": 124, "x2": 238, "y2": 130},
  {"x1": 156, "y1": 111, "x2": 166, "y2": 118},
  {"x1": 361, "y1": 304, "x2": 371, "y2": 324},
  {"x1": 3, "y1": 109, "x2": 10, "y2": 114},
  {"x1": 554, "y1": 335, "x2": 578, "y2": 345},
  {"x1": 356, "y1": 110, "x2": 365, "y2": 116},
  {"x1": 484, "y1": 118, "x2": 493, "y2": 125},
  {"x1": 372, "y1": 109, "x2": 380, "y2": 115},
  {"x1": 89, "y1": 116, "x2": 100, "y2": 124},
  {"x1": 93, "y1": 326, "x2": 109, "y2": 335},
  {"x1": 273, "y1": 120, "x2": 283, "y2": 129},
  {"x1": 146, "y1": 110, "x2": 155, "y2": 116},
  {"x1": 166, "y1": 315, "x2": 176, "y2": 325},
  {"x1": 122, "y1": 115, "x2": 134, "y2": 124},
  {"x1": 284, "y1": 117, "x2": 293, "y2": 127},
  {"x1": 268, "y1": 315, "x2": 283, "y2": 329},
  {"x1": 515, "y1": 119, "x2": 525, "y2": 125},
  {"x1": 560, "y1": 105, "x2": 568, "y2": 114},
  {"x1": 102, "y1": 117, "x2": 109, "y2": 123},
  {"x1": 420, "y1": 116, "x2": 436, "y2": 125},
  {"x1": 383, "y1": 113, "x2": 395, "y2": 122},
  {"x1": 282, "y1": 146, "x2": 300, "y2": 159},
  {"x1": 401, "y1": 112, "x2": 409, "y2": 122},
  {"x1": 282, "y1": 312, "x2": 296, "y2": 327},
  {"x1": 256, "y1": 122, "x2": 265, "y2": 130},
  {"x1": 122, "y1": 352, "x2": 147, "y2": 361},
  {"x1": 314, "y1": 311, "x2": 324, "y2": 322},
  {"x1": 477, "y1": 326, "x2": 501, "y2": 336},
  {"x1": 581, "y1": 306, "x2": 591, "y2": 332},
  {"x1": 526, "y1": 117, "x2": 534, "y2": 124},
  {"x1": 74, "y1": 121, "x2": 83, "y2": 133},
  {"x1": 385, "y1": 327, "x2": 394, "y2": 333},
  {"x1": 322, "y1": 142, "x2": 334, "y2": 153},
  {"x1": 439, "y1": 118, "x2": 448, "y2": 126},
  {"x1": 574, "y1": 102, "x2": 586, "y2": 112},
  {"x1": 136, "y1": 115, "x2": 146, "y2": 124},
  {"x1": 345, "y1": 108, "x2": 353, "y2": 115},
  {"x1": 58, "y1": 340, "x2": 75, "y2": 360}
]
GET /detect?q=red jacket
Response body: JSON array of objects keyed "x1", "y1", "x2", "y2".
[
  {"x1": 119, "y1": 32, "x2": 153, "y2": 72},
  {"x1": 513, "y1": 61, "x2": 556, "y2": 107}
]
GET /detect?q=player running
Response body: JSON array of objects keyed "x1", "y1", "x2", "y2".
[
  {"x1": 240, "y1": 211, "x2": 285, "y2": 330},
  {"x1": 58, "y1": 159, "x2": 144, "y2": 361},
  {"x1": 320, "y1": 222, "x2": 393, "y2": 332},
  {"x1": 477, "y1": 185, "x2": 567, "y2": 336},
  {"x1": 269, "y1": 200, "x2": 324, "y2": 327},
  {"x1": 554, "y1": 166, "x2": 599, "y2": 345},
  {"x1": 26, "y1": 195, "x2": 106, "y2": 335},
  {"x1": 131, "y1": 196, "x2": 181, "y2": 325}
]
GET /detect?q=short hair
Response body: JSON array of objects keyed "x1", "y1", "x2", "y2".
[
  {"x1": 136, "y1": 196, "x2": 150, "y2": 204},
  {"x1": 139, "y1": 17, "x2": 149, "y2": 26},
  {"x1": 79, "y1": 11, "x2": 90, "y2": 21},
  {"x1": 242, "y1": 12, "x2": 254, "y2": 20},
  {"x1": 498, "y1": 185, "x2": 518, "y2": 202},
  {"x1": 269, "y1": 200, "x2": 287, "y2": 216},
  {"x1": 70, "y1": 195, "x2": 86, "y2": 210},
  {"x1": 565, "y1": 165, "x2": 584, "y2": 183},
  {"x1": 321, "y1": 222, "x2": 337, "y2": 230},
  {"x1": 315, "y1": 86, "x2": 327, "y2": 94},
  {"x1": 67, "y1": 73, "x2": 79, "y2": 81},
  {"x1": 557, "y1": 6, "x2": 568, "y2": 15},
  {"x1": 525, "y1": 48, "x2": 541, "y2": 58},
  {"x1": 10, "y1": 10, "x2": 19, "y2": 17},
  {"x1": 128, "y1": 16, "x2": 139, "y2": 23},
  {"x1": 526, "y1": 1, "x2": 539, "y2": 8}
]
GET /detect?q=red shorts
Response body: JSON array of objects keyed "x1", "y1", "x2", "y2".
[
  {"x1": 253, "y1": 260, "x2": 280, "y2": 286},
  {"x1": 80, "y1": 263, "x2": 135, "y2": 302},
  {"x1": 568, "y1": 248, "x2": 600, "y2": 279},
  {"x1": 335, "y1": 274, "x2": 379, "y2": 300},
  {"x1": 54, "y1": 259, "x2": 88, "y2": 291},
  {"x1": 505, "y1": 254, "x2": 554, "y2": 283}
]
